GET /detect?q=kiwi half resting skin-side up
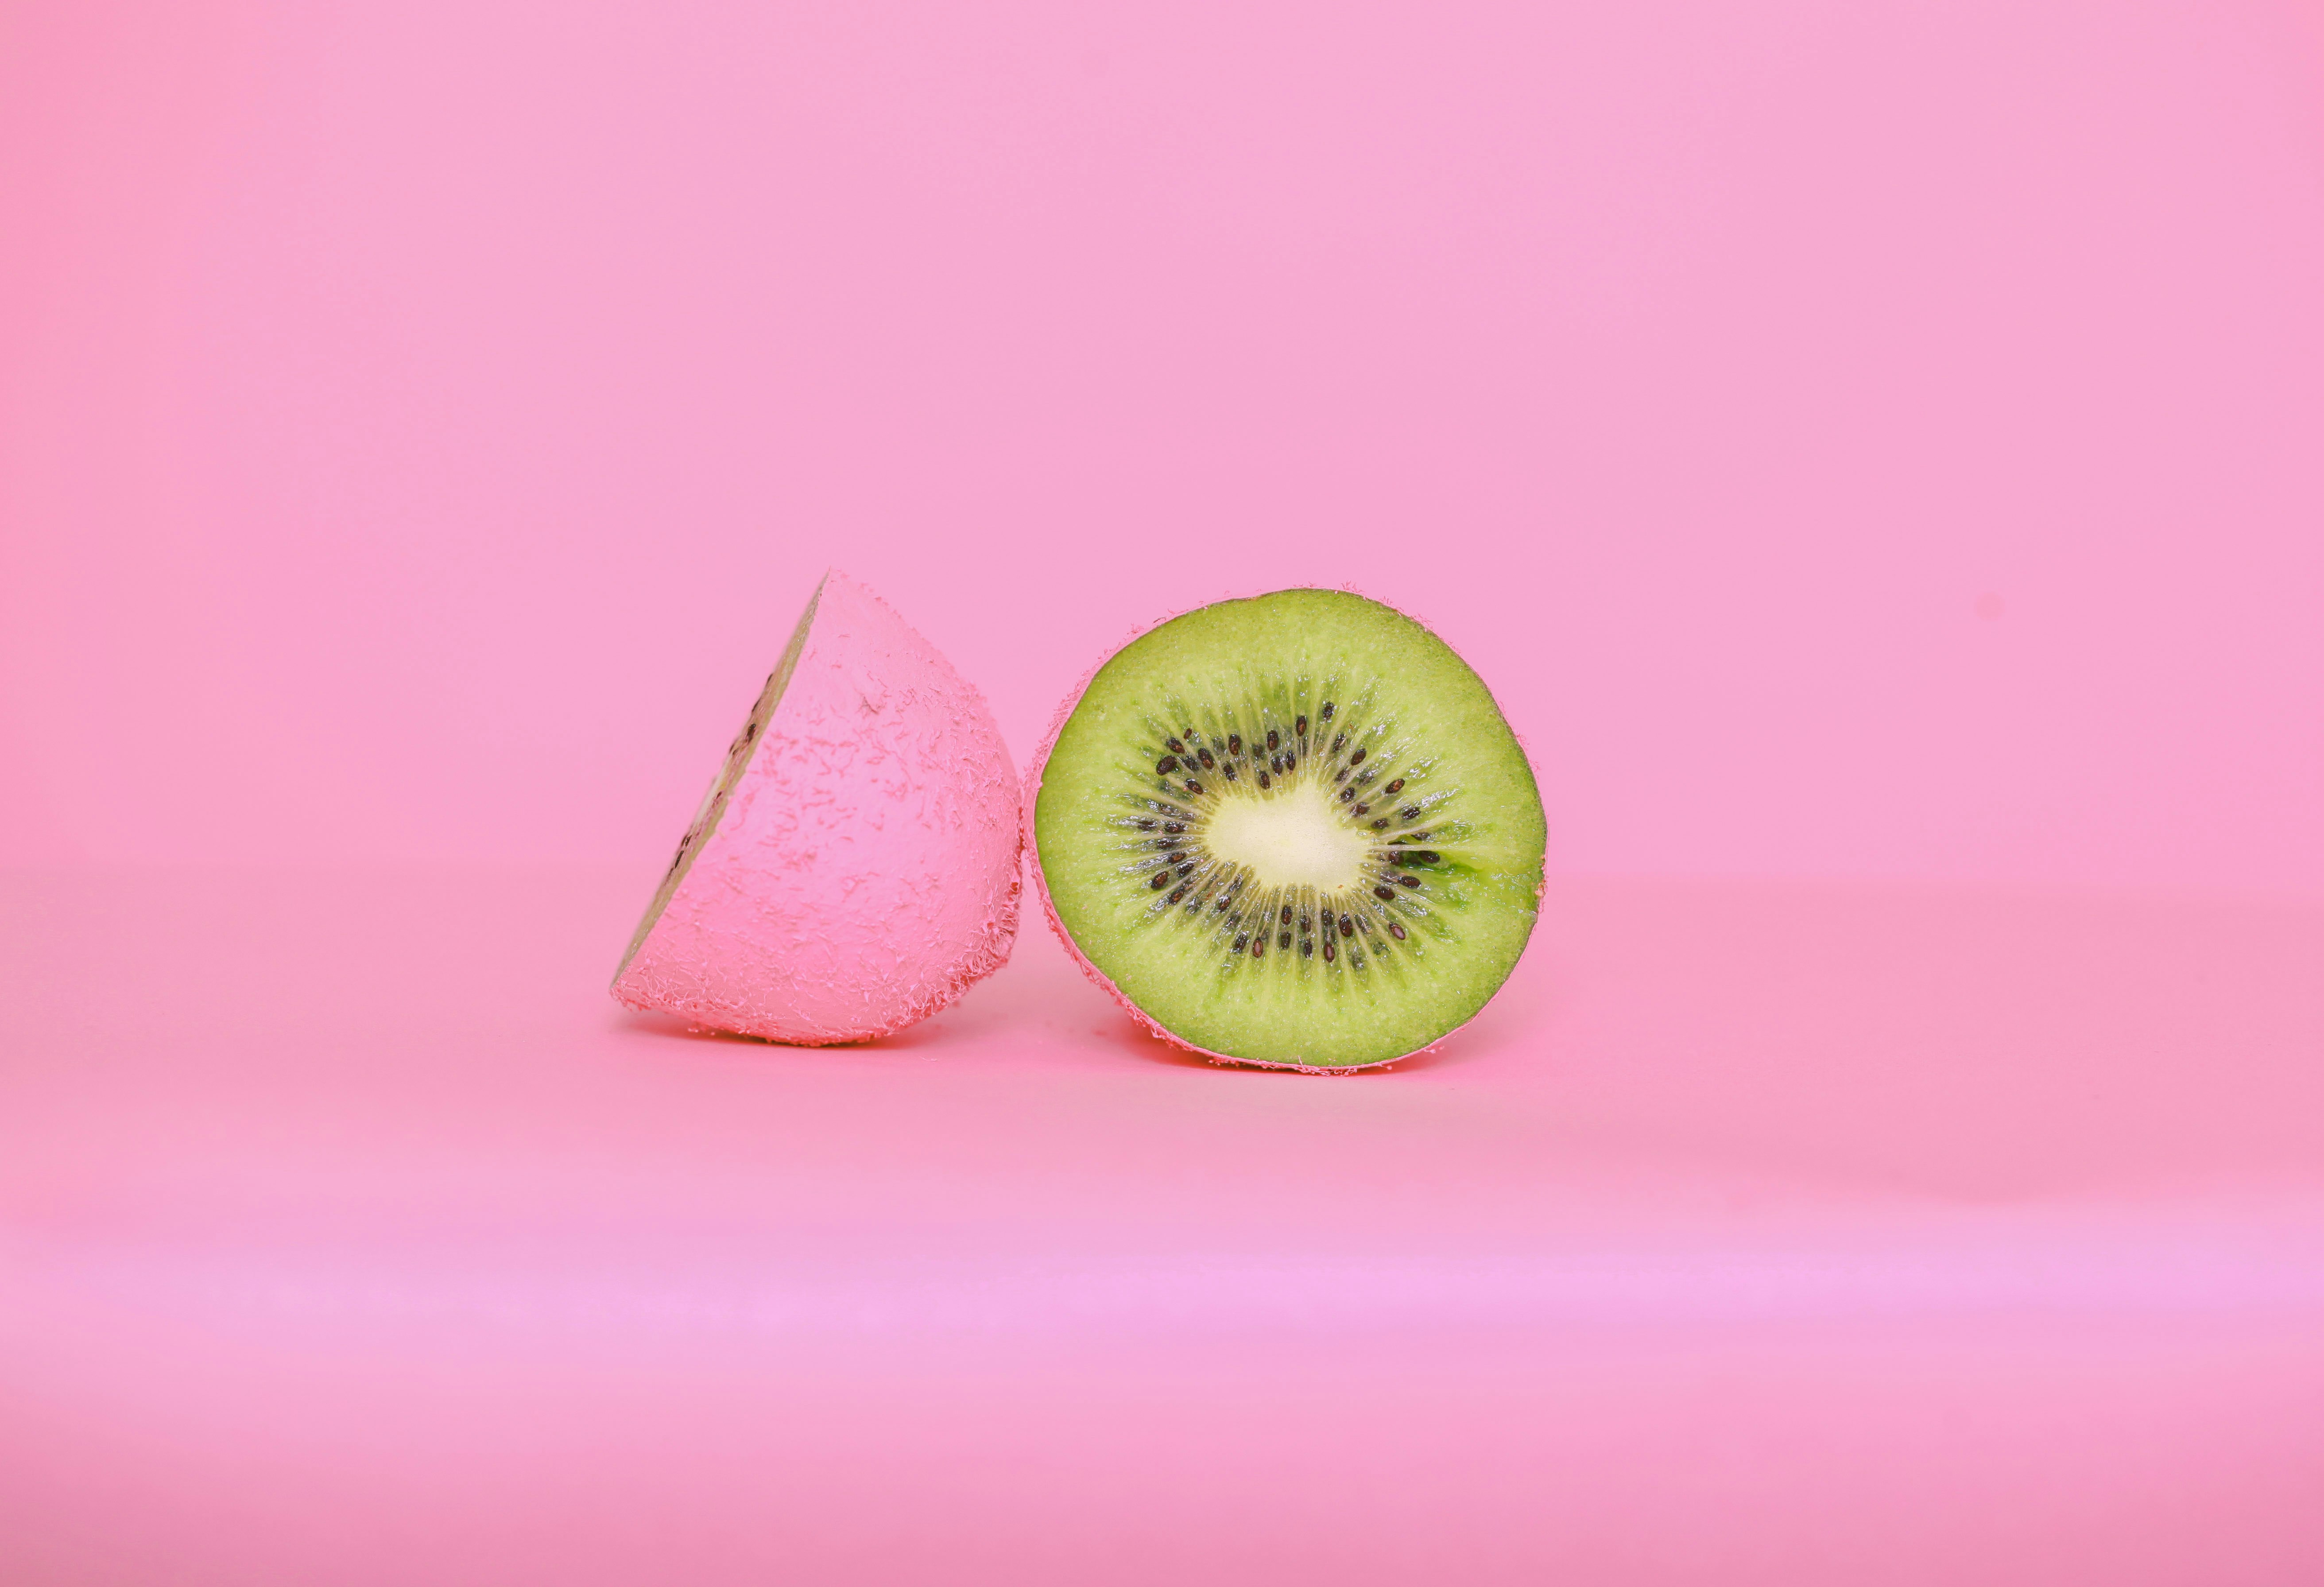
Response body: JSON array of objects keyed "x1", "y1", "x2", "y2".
[
  {"x1": 1027, "y1": 589, "x2": 1546, "y2": 1071},
  {"x1": 612, "y1": 570, "x2": 1021, "y2": 1045}
]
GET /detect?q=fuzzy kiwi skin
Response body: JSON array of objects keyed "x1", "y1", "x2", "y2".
[
  {"x1": 613, "y1": 571, "x2": 1021, "y2": 1044},
  {"x1": 1026, "y1": 589, "x2": 1546, "y2": 1072}
]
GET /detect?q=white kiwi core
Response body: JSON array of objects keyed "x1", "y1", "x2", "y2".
[{"x1": 1203, "y1": 782, "x2": 1374, "y2": 892}]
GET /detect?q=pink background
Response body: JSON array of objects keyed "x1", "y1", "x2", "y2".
[
  {"x1": 6, "y1": 0, "x2": 2323, "y2": 891},
  {"x1": 7, "y1": 2, "x2": 2324, "y2": 1583}
]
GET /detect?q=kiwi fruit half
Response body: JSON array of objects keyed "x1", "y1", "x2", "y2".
[
  {"x1": 612, "y1": 570, "x2": 1021, "y2": 1044},
  {"x1": 1029, "y1": 590, "x2": 1545, "y2": 1071}
]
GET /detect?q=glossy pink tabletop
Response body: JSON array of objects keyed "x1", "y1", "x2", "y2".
[{"x1": 4, "y1": 865, "x2": 2321, "y2": 1585}]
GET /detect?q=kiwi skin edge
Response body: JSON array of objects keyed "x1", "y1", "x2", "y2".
[{"x1": 1022, "y1": 588, "x2": 1546, "y2": 1075}]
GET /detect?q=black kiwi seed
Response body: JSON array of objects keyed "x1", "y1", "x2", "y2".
[
  {"x1": 1331, "y1": 733, "x2": 1347, "y2": 753},
  {"x1": 1401, "y1": 807, "x2": 1421, "y2": 822},
  {"x1": 1297, "y1": 937, "x2": 1310, "y2": 956},
  {"x1": 1409, "y1": 850, "x2": 1439, "y2": 865},
  {"x1": 1407, "y1": 830, "x2": 1429, "y2": 842},
  {"x1": 1353, "y1": 803, "x2": 1369, "y2": 815},
  {"x1": 1338, "y1": 915, "x2": 1354, "y2": 938},
  {"x1": 1279, "y1": 931, "x2": 1291, "y2": 950},
  {"x1": 1227, "y1": 734, "x2": 1242, "y2": 754},
  {"x1": 1338, "y1": 787, "x2": 1354, "y2": 803},
  {"x1": 1168, "y1": 885, "x2": 1188, "y2": 904},
  {"x1": 1322, "y1": 939, "x2": 1336, "y2": 963},
  {"x1": 1267, "y1": 730, "x2": 1280, "y2": 751},
  {"x1": 1233, "y1": 934, "x2": 1248, "y2": 952},
  {"x1": 1197, "y1": 748, "x2": 1216, "y2": 768},
  {"x1": 1295, "y1": 714, "x2": 1308, "y2": 736},
  {"x1": 1397, "y1": 874, "x2": 1420, "y2": 887},
  {"x1": 1184, "y1": 779, "x2": 1204, "y2": 795},
  {"x1": 1163, "y1": 822, "x2": 1185, "y2": 834},
  {"x1": 1156, "y1": 756, "x2": 1178, "y2": 773},
  {"x1": 1253, "y1": 937, "x2": 1267, "y2": 958},
  {"x1": 1257, "y1": 772, "x2": 1271, "y2": 789},
  {"x1": 1350, "y1": 747, "x2": 1366, "y2": 766},
  {"x1": 1224, "y1": 764, "x2": 1238, "y2": 780},
  {"x1": 1321, "y1": 702, "x2": 1335, "y2": 721},
  {"x1": 1134, "y1": 819, "x2": 1155, "y2": 830},
  {"x1": 1384, "y1": 779, "x2": 1404, "y2": 795},
  {"x1": 1371, "y1": 819, "x2": 1388, "y2": 830},
  {"x1": 1166, "y1": 738, "x2": 1185, "y2": 754},
  {"x1": 1150, "y1": 872, "x2": 1171, "y2": 890},
  {"x1": 1374, "y1": 885, "x2": 1395, "y2": 901},
  {"x1": 1389, "y1": 922, "x2": 1408, "y2": 940},
  {"x1": 1182, "y1": 727, "x2": 1196, "y2": 741},
  {"x1": 1280, "y1": 905, "x2": 1293, "y2": 925}
]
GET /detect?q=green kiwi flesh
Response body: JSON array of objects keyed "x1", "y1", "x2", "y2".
[{"x1": 1034, "y1": 590, "x2": 1545, "y2": 1069}]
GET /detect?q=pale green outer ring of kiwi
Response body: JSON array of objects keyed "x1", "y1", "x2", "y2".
[{"x1": 1034, "y1": 590, "x2": 1546, "y2": 1069}]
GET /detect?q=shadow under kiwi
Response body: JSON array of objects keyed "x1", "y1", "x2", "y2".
[{"x1": 608, "y1": 1006, "x2": 963, "y2": 1059}]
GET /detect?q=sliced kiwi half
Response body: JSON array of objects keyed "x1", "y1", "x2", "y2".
[{"x1": 1031, "y1": 589, "x2": 1545, "y2": 1070}]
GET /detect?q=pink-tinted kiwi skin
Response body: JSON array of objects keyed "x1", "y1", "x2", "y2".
[
  {"x1": 613, "y1": 571, "x2": 1020, "y2": 1045},
  {"x1": 1022, "y1": 592, "x2": 1544, "y2": 1076}
]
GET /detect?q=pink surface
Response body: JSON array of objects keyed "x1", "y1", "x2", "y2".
[
  {"x1": 5, "y1": 867, "x2": 2324, "y2": 1583},
  {"x1": 613, "y1": 571, "x2": 1019, "y2": 1044},
  {"x1": 7, "y1": 0, "x2": 2324, "y2": 1579}
]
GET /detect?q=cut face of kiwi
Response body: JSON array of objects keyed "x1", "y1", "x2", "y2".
[
  {"x1": 616, "y1": 582, "x2": 820, "y2": 982},
  {"x1": 1032, "y1": 590, "x2": 1545, "y2": 1070}
]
